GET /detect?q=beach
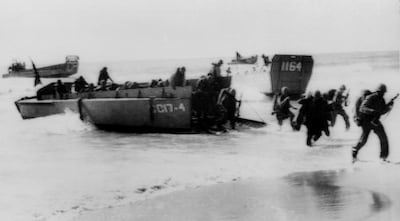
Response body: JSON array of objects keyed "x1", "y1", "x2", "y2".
[
  {"x1": 0, "y1": 51, "x2": 400, "y2": 221},
  {"x1": 74, "y1": 167, "x2": 400, "y2": 221}
]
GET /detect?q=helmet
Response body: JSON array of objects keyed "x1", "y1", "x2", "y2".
[
  {"x1": 314, "y1": 90, "x2": 321, "y2": 98},
  {"x1": 339, "y1": 85, "x2": 346, "y2": 91},
  {"x1": 376, "y1": 84, "x2": 387, "y2": 93}
]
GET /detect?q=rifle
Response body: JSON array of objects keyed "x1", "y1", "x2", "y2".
[{"x1": 388, "y1": 93, "x2": 399, "y2": 106}]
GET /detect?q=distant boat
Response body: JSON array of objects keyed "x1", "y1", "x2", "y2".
[
  {"x1": 2, "y1": 55, "x2": 79, "y2": 78},
  {"x1": 229, "y1": 52, "x2": 258, "y2": 65}
]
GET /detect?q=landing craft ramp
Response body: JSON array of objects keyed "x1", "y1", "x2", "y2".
[{"x1": 268, "y1": 55, "x2": 313, "y2": 97}]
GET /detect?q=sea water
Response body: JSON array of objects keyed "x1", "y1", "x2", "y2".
[{"x1": 0, "y1": 51, "x2": 399, "y2": 221}]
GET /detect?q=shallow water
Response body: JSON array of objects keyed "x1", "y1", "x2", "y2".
[{"x1": 0, "y1": 51, "x2": 399, "y2": 220}]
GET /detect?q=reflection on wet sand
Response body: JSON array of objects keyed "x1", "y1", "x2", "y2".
[
  {"x1": 284, "y1": 170, "x2": 391, "y2": 220},
  {"x1": 75, "y1": 169, "x2": 392, "y2": 221}
]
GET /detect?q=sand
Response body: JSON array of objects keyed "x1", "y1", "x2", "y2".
[{"x1": 73, "y1": 166, "x2": 400, "y2": 221}]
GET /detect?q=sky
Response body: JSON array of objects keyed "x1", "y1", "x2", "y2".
[{"x1": 0, "y1": 0, "x2": 399, "y2": 64}]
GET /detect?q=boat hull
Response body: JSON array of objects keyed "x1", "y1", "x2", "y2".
[
  {"x1": 3, "y1": 59, "x2": 78, "y2": 78},
  {"x1": 15, "y1": 99, "x2": 79, "y2": 119},
  {"x1": 80, "y1": 98, "x2": 192, "y2": 130},
  {"x1": 229, "y1": 56, "x2": 258, "y2": 65}
]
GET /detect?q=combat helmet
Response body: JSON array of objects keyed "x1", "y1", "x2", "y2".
[{"x1": 376, "y1": 83, "x2": 387, "y2": 93}]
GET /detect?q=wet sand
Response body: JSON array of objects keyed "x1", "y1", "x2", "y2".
[{"x1": 73, "y1": 166, "x2": 400, "y2": 221}]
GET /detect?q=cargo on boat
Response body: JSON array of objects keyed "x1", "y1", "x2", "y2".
[
  {"x1": 3, "y1": 56, "x2": 79, "y2": 78},
  {"x1": 14, "y1": 74, "x2": 261, "y2": 132}
]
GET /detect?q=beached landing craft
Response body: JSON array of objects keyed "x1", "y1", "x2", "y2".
[
  {"x1": 267, "y1": 54, "x2": 314, "y2": 97},
  {"x1": 2, "y1": 55, "x2": 79, "y2": 78},
  {"x1": 15, "y1": 76, "x2": 264, "y2": 132}
]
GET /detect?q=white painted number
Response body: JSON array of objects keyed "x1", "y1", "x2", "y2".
[
  {"x1": 154, "y1": 103, "x2": 186, "y2": 113},
  {"x1": 281, "y1": 61, "x2": 302, "y2": 72},
  {"x1": 178, "y1": 103, "x2": 186, "y2": 111}
]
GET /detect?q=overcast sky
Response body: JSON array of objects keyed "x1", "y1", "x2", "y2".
[{"x1": 0, "y1": 0, "x2": 399, "y2": 63}]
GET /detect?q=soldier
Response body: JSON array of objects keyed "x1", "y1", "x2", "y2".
[
  {"x1": 304, "y1": 91, "x2": 331, "y2": 146},
  {"x1": 218, "y1": 88, "x2": 238, "y2": 129},
  {"x1": 56, "y1": 80, "x2": 68, "y2": 99},
  {"x1": 331, "y1": 85, "x2": 350, "y2": 129},
  {"x1": 294, "y1": 91, "x2": 313, "y2": 131},
  {"x1": 273, "y1": 87, "x2": 295, "y2": 128},
  {"x1": 97, "y1": 67, "x2": 113, "y2": 86},
  {"x1": 262, "y1": 54, "x2": 270, "y2": 66},
  {"x1": 74, "y1": 76, "x2": 89, "y2": 93},
  {"x1": 170, "y1": 67, "x2": 186, "y2": 88},
  {"x1": 211, "y1": 60, "x2": 223, "y2": 77},
  {"x1": 352, "y1": 84, "x2": 395, "y2": 162}
]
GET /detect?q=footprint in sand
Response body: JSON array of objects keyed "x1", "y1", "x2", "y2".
[
  {"x1": 71, "y1": 205, "x2": 80, "y2": 210},
  {"x1": 136, "y1": 188, "x2": 147, "y2": 193},
  {"x1": 150, "y1": 185, "x2": 164, "y2": 191},
  {"x1": 115, "y1": 195, "x2": 126, "y2": 200}
]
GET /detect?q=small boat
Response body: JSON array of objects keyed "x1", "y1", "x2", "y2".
[
  {"x1": 14, "y1": 75, "x2": 265, "y2": 133},
  {"x1": 229, "y1": 52, "x2": 258, "y2": 65},
  {"x1": 2, "y1": 55, "x2": 79, "y2": 78}
]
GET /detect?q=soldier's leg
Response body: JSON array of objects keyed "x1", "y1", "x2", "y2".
[
  {"x1": 331, "y1": 111, "x2": 337, "y2": 126},
  {"x1": 306, "y1": 126, "x2": 313, "y2": 146},
  {"x1": 339, "y1": 109, "x2": 350, "y2": 129},
  {"x1": 277, "y1": 116, "x2": 283, "y2": 126},
  {"x1": 372, "y1": 122, "x2": 389, "y2": 160},
  {"x1": 288, "y1": 111, "x2": 296, "y2": 129},
  {"x1": 352, "y1": 123, "x2": 372, "y2": 158},
  {"x1": 313, "y1": 130, "x2": 322, "y2": 142},
  {"x1": 289, "y1": 111, "x2": 295, "y2": 122},
  {"x1": 228, "y1": 110, "x2": 236, "y2": 129}
]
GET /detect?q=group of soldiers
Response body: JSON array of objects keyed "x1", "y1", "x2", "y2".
[
  {"x1": 88, "y1": 63, "x2": 238, "y2": 132},
  {"x1": 273, "y1": 84, "x2": 397, "y2": 162},
  {"x1": 192, "y1": 60, "x2": 238, "y2": 132}
]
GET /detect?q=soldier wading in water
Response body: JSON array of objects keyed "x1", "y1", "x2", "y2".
[{"x1": 352, "y1": 84, "x2": 398, "y2": 162}]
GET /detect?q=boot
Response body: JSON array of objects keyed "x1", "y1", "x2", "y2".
[{"x1": 352, "y1": 148, "x2": 358, "y2": 163}]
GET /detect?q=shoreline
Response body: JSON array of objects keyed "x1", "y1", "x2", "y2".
[{"x1": 72, "y1": 167, "x2": 399, "y2": 221}]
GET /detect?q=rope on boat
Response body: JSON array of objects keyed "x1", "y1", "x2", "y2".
[{"x1": 246, "y1": 101, "x2": 266, "y2": 124}]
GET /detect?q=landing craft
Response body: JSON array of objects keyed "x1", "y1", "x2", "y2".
[
  {"x1": 267, "y1": 55, "x2": 314, "y2": 98},
  {"x1": 15, "y1": 75, "x2": 265, "y2": 133},
  {"x1": 2, "y1": 55, "x2": 79, "y2": 78}
]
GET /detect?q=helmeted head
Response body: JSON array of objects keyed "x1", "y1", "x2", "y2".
[
  {"x1": 376, "y1": 83, "x2": 387, "y2": 95},
  {"x1": 229, "y1": 88, "x2": 236, "y2": 97},
  {"x1": 314, "y1": 90, "x2": 321, "y2": 99},
  {"x1": 339, "y1": 85, "x2": 346, "y2": 91},
  {"x1": 281, "y1": 87, "x2": 288, "y2": 95}
]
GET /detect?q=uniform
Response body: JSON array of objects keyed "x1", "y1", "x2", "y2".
[
  {"x1": 331, "y1": 85, "x2": 350, "y2": 129},
  {"x1": 352, "y1": 84, "x2": 393, "y2": 161}
]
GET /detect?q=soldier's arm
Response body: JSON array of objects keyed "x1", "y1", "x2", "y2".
[{"x1": 380, "y1": 100, "x2": 394, "y2": 115}]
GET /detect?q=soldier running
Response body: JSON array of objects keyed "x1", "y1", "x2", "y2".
[
  {"x1": 273, "y1": 87, "x2": 296, "y2": 129},
  {"x1": 352, "y1": 84, "x2": 396, "y2": 162},
  {"x1": 331, "y1": 85, "x2": 350, "y2": 130}
]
